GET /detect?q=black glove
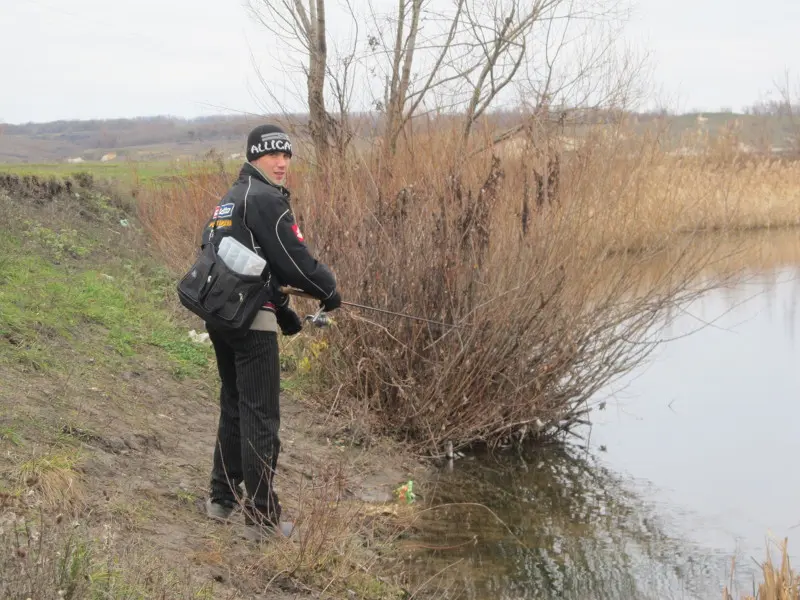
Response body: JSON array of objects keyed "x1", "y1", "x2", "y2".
[
  {"x1": 273, "y1": 289, "x2": 290, "y2": 310},
  {"x1": 276, "y1": 306, "x2": 303, "y2": 336},
  {"x1": 320, "y1": 290, "x2": 342, "y2": 312}
]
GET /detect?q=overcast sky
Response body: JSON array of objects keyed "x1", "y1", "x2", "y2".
[{"x1": 0, "y1": 0, "x2": 797, "y2": 124}]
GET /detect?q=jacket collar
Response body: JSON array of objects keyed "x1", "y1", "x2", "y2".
[{"x1": 240, "y1": 162, "x2": 289, "y2": 195}]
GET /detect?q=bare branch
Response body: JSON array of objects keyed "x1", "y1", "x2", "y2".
[{"x1": 404, "y1": 0, "x2": 467, "y2": 120}]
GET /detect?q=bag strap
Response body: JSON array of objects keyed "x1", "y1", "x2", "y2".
[{"x1": 207, "y1": 203, "x2": 222, "y2": 243}]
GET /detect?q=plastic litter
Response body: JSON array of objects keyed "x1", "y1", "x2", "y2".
[
  {"x1": 188, "y1": 329, "x2": 210, "y2": 345},
  {"x1": 394, "y1": 480, "x2": 416, "y2": 504}
]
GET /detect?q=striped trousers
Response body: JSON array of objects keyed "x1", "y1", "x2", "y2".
[{"x1": 206, "y1": 327, "x2": 281, "y2": 525}]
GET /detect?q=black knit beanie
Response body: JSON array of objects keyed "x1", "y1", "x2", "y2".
[{"x1": 246, "y1": 124, "x2": 293, "y2": 161}]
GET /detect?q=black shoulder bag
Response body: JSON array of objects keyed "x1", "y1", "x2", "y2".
[{"x1": 177, "y1": 214, "x2": 273, "y2": 331}]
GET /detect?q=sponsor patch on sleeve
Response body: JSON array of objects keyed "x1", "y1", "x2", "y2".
[
  {"x1": 206, "y1": 219, "x2": 232, "y2": 229},
  {"x1": 217, "y1": 203, "x2": 235, "y2": 219},
  {"x1": 291, "y1": 223, "x2": 304, "y2": 242}
]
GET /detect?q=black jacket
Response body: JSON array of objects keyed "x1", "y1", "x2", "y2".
[{"x1": 201, "y1": 162, "x2": 337, "y2": 311}]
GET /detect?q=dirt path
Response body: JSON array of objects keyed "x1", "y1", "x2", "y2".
[{"x1": 1, "y1": 344, "x2": 422, "y2": 598}]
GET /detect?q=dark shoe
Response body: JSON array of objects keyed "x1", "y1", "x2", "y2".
[
  {"x1": 241, "y1": 520, "x2": 295, "y2": 543},
  {"x1": 276, "y1": 521, "x2": 295, "y2": 537},
  {"x1": 205, "y1": 498, "x2": 235, "y2": 522}
]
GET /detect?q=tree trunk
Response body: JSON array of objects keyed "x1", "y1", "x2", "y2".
[
  {"x1": 308, "y1": 0, "x2": 330, "y2": 167},
  {"x1": 384, "y1": 0, "x2": 422, "y2": 157}
]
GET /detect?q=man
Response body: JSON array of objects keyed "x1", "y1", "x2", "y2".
[{"x1": 201, "y1": 124, "x2": 341, "y2": 541}]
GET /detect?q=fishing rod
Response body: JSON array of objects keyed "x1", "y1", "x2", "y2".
[{"x1": 279, "y1": 286, "x2": 469, "y2": 329}]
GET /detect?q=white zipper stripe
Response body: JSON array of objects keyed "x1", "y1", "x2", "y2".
[
  {"x1": 275, "y1": 209, "x2": 332, "y2": 299},
  {"x1": 244, "y1": 176, "x2": 254, "y2": 249},
  {"x1": 243, "y1": 176, "x2": 260, "y2": 253}
]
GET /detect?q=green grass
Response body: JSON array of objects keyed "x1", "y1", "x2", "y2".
[
  {"x1": 175, "y1": 490, "x2": 196, "y2": 506},
  {"x1": 0, "y1": 425, "x2": 22, "y2": 446},
  {"x1": 0, "y1": 227, "x2": 213, "y2": 379},
  {"x1": 0, "y1": 158, "x2": 243, "y2": 188},
  {"x1": 0, "y1": 160, "x2": 180, "y2": 186},
  {"x1": 23, "y1": 223, "x2": 92, "y2": 261}
]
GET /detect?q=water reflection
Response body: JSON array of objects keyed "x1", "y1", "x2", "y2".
[
  {"x1": 408, "y1": 445, "x2": 727, "y2": 599},
  {"x1": 588, "y1": 263, "x2": 800, "y2": 578},
  {"x1": 407, "y1": 233, "x2": 800, "y2": 600}
]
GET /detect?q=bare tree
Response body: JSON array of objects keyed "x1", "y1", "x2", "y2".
[
  {"x1": 468, "y1": 0, "x2": 641, "y2": 152},
  {"x1": 249, "y1": 0, "x2": 640, "y2": 164},
  {"x1": 361, "y1": 0, "x2": 468, "y2": 155},
  {"x1": 359, "y1": 0, "x2": 637, "y2": 155},
  {"x1": 459, "y1": 0, "x2": 553, "y2": 142},
  {"x1": 249, "y1": 0, "x2": 359, "y2": 166},
  {"x1": 326, "y1": 3, "x2": 360, "y2": 160},
  {"x1": 384, "y1": 0, "x2": 423, "y2": 155},
  {"x1": 743, "y1": 70, "x2": 800, "y2": 155}
]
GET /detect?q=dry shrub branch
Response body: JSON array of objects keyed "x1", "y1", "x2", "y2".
[{"x1": 138, "y1": 119, "x2": 800, "y2": 455}]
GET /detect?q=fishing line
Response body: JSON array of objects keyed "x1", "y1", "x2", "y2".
[{"x1": 280, "y1": 287, "x2": 471, "y2": 329}]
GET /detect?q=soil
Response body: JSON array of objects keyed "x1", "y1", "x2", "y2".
[{"x1": 2, "y1": 348, "x2": 424, "y2": 597}]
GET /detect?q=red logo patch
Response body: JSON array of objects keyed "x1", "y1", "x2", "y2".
[
  {"x1": 291, "y1": 224, "x2": 304, "y2": 242},
  {"x1": 213, "y1": 206, "x2": 220, "y2": 219}
]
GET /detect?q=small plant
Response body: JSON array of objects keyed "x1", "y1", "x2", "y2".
[
  {"x1": 23, "y1": 222, "x2": 90, "y2": 262},
  {"x1": 249, "y1": 463, "x2": 410, "y2": 598},
  {"x1": 0, "y1": 520, "x2": 92, "y2": 599},
  {"x1": 393, "y1": 480, "x2": 416, "y2": 504},
  {"x1": 298, "y1": 339, "x2": 328, "y2": 374},
  {"x1": 176, "y1": 490, "x2": 196, "y2": 505},
  {"x1": 71, "y1": 171, "x2": 94, "y2": 188},
  {"x1": 0, "y1": 425, "x2": 22, "y2": 446},
  {"x1": 16, "y1": 448, "x2": 84, "y2": 507}
]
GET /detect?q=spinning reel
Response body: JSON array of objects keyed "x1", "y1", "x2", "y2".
[{"x1": 304, "y1": 307, "x2": 331, "y2": 328}]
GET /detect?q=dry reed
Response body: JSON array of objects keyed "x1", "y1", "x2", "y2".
[{"x1": 724, "y1": 538, "x2": 799, "y2": 600}]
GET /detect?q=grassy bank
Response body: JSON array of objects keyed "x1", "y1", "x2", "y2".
[
  {"x1": 0, "y1": 177, "x2": 422, "y2": 599},
  {"x1": 0, "y1": 220, "x2": 208, "y2": 380}
]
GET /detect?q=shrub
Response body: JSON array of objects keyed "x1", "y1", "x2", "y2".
[{"x1": 136, "y1": 119, "x2": 798, "y2": 454}]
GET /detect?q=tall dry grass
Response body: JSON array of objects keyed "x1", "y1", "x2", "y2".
[
  {"x1": 724, "y1": 538, "x2": 800, "y2": 600},
  {"x1": 137, "y1": 119, "x2": 800, "y2": 454},
  {"x1": 237, "y1": 463, "x2": 412, "y2": 597},
  {"x1": 136, "y1": 156, "x2": 233, "y2": 273},
  {"x1": 0, "y1": 514, "x2": 225, "y2": 599},
  {"x1": 494, "y1": 122, "x2": 800, "y2": 256}
]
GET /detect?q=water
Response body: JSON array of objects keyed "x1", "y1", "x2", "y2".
[{"x1": 408, "y1": 247, "x2": 800, "y2": 599}]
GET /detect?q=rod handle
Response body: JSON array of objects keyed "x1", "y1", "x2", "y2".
[{"x1": 279, "y1": 286, "x2": 317, "y2": 300}]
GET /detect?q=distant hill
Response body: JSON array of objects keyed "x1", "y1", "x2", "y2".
[
  {"x1": 0, "y1": 115, "x2": 275, "y2": 163},
  {"x1": 0, "y1": 111, "x2": 796, "y2": 164}
]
